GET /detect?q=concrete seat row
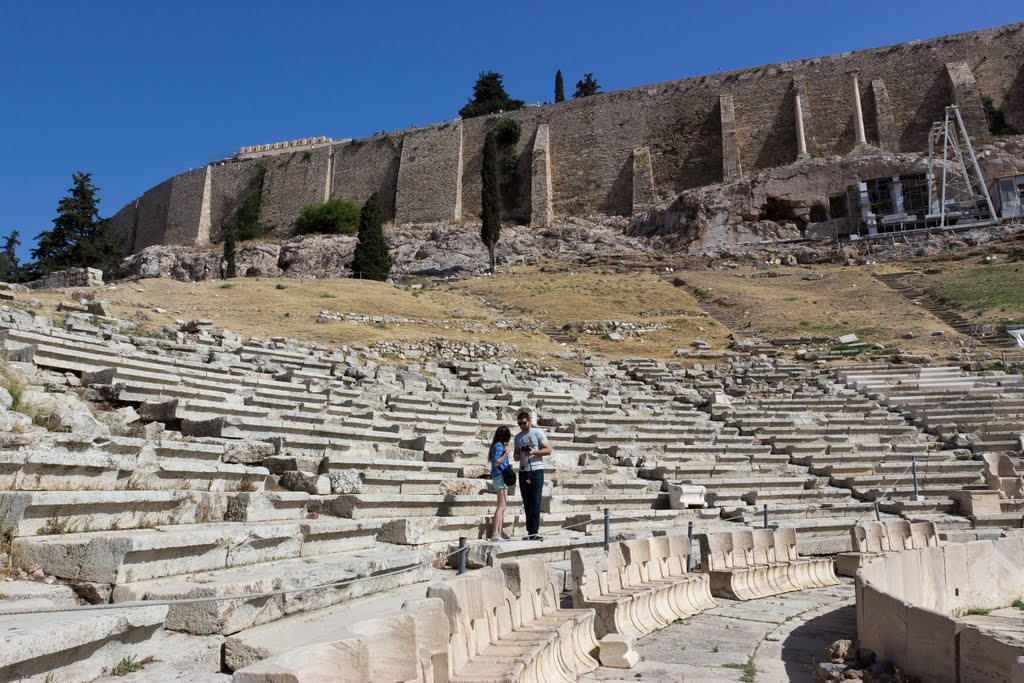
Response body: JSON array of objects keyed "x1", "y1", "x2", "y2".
[
  {"x1": 570, "y1": 533, "x2": 715, "y2": 638},
  {"x1": 696, "y1": 528, "x2": 838, "y2": 600}
]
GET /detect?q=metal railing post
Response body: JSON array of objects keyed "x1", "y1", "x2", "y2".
[
  {"x1": 912, "y1": 458, "x2": 921, "y2": 500},
  {"x1": 603, "y1": 508, "x2": 610, "y2": 549},
  {"x1": 763, "y1": 504, "x2": 769, "y2": 529},
  {"x1": 874, "y1": 501, "x2": 881, "y2": 521},
  {"x1": 457, "y1": 537, "x2": 467, "y2": 575},
  {"x1": 686, "y1": 521, "x2": 694, "y2": 572}
]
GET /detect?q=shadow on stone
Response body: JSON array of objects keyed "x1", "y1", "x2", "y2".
[{"x1": 781, "y1": 604, "x2": 857, "y2": 680}]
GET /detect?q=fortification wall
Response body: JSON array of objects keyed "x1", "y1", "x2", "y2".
[
  {"x1": 331, "y1": 135, "x2": 404, "y2": 220},
  {"x1": 209, "y1": 161, "x2": 264, "y2": 243},
  {"x1": 394, "y1": 122, "x2": 463, "y2": 224},
  {"x1": 165, "y1": 168, "x2": 208, "y2": 246},
  {"x1": 132, "y1": 178, "x2": 174, "y2": 252},
  {"x1": 112, "y1": 22, "x2": 1024, "y2": 252},
  {"x1": 258, "y1": 148, "x2": 332, "y2": 233}
]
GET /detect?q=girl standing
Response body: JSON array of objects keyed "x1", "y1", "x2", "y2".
[{"x1": 488, "y1": 426, "x2": 512, "y2": 541}]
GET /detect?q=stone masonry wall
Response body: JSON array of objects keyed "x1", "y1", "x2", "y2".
[
  {"x1": 394, "y1": 121, "x2": 463, "y2": 224},
  {"x1": 331, "y1": 135, "x2": 404, "y2": 220},
  {"x1": 209, "y1": 161, "x2": 264, "y2": 243},
  {"x1": 165, "y1": 168, "x2": 208, "y2": 246},
  {"x1": 113, "y1": 22, "x2": 1024, "y2": 252},
  {"x1": 258, "y1": 148, "x2": 332, "y2": 233}
]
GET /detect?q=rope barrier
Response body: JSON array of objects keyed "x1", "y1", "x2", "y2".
[{"x1": 0, "y1": 506, "x2": 766, "y2": 616}]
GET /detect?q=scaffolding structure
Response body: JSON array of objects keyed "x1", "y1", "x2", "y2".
[{"x1": 926, "y1": 105, "x2": 996, "y2": 228}]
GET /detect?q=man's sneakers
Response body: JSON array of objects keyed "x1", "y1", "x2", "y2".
[
  {"x1": 522, "y1": 534, "x2": 545, "y2": 541},
  {"x1": 489, "y1": 534, "x2": 509, "y2": 542}
]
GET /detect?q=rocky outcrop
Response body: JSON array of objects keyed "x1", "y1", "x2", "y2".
[
  {"x1": 628, "y1": 138, "x2": 1024, "y2": 251},
  {"x1": 122, "y1": 220, "x2": 656, "y2": 281}
]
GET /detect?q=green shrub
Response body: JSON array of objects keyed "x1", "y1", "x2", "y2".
[
  {"x1": 982, "y1": 95, "x2": 1018, "y2": 136},
  {"x1": 295, "y1": 198, "x2": 361, "y2": 235},
  {"x1": 493, "y1": 118, "x2": 521, "y2": 148}
]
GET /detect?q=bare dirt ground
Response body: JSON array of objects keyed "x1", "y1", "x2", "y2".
[
  {"x1": 680, "y1": 264, "x2": 966, "y2": 357},
  {"x1": 13, "y1": 254, "x2": 1020, "y2": 365}
]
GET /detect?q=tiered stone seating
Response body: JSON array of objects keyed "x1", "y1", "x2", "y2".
[
  {"x1": 837, "y1": 365, "x2": 1024, "y2": 454},
  {"x1": 835, "y1": 519, "x2": 940, "y2": 576},
  {"x1": 570, "y1": 533, "x2": 715, "y2": 638},
  {"x1": 696, "y1": 528, "x2": 838, "y2": 600}
]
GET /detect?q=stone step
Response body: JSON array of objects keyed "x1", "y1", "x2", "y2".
[
  {"x1": 111, "y1": 546, "x2": 435, "y2": 635},
  {"x1": 14, "y1": 518, "x2": 383, "y2": 585},
  {"x1": 0, "y1": 604, "x2": 169, "y2": 683},
  {"x1": 222, "y1": 576, "x2": 441, "y2": 672},
  {"x1": 0, "y1": 450, "x2": 268, "y2": 492}
]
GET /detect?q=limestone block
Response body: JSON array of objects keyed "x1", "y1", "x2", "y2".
[
  {"x1": 401, "y1": 598, "x2": 450, "y2": 682},
  {"x1": 599, "y1": 633, "x2": 639, "y2": 668},
  {"x1": 231, "y1": 639, "x2": 369, "y2": 683},
  {"x1": 347, "y1": 613, "x2": 419, "y2": 682},
  {"x1": 0, "y1": 604, "x2": 168, "y2": 683},
  {"x1": 667, "y1": 483, "x2": 707, "y2": 509},
  {"x1": 903, "y1": 606, "x2": 957, "y2": 683}
]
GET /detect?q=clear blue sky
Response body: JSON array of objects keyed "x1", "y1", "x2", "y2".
[{"x1": 2, "y1": 1, "x2": 1021, "y2": 260}]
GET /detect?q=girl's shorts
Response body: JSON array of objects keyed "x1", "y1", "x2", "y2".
[{"x1": 492, "y1": 474, "x2": 508, "y2": 491}]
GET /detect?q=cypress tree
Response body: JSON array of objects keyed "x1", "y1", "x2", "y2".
[
  {"x1": 223, "y1": 230, "x2": 237, "y2": 278},
  {"x1": 351, "y1": 193, "x2": 391, "y2": 282},
  {"x1": 480, "y1": 131, "x2": 501, "y2": 274},
  {"x1": 554, "y1": 70, "x2": 565, "y2": 103}
]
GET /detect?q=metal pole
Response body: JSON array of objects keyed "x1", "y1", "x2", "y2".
[
  {"x1": 874, "y1": 501, "x2": 881, "y2": 521},
  {"x1": 912, "y1": 458, "x2": 920, "y2": 500},
  {"x1": 763, "y1": 504, "x2": 769, "y2": 529},
  {"x1": 603, "y1": 508, "x2": 610, "y2": 549},
  {"x1": 686, "y1": 521, "x2": 694, "y2": 572},
  {"x1": 457, "y1": 537, "x2": 467, "y2": 575}
]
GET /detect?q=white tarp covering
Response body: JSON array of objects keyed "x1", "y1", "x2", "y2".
[{"x1": 1008, "y1": 328, "x2": 1024, "y2": 348}]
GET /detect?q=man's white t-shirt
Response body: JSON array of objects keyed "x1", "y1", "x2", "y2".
[{"x1": 514, "y1": 427, "x2": 548, "y2": 472}]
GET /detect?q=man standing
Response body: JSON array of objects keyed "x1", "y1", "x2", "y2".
[{"x1": 514, "y1": 410, "x2": 552, "y2": 541}]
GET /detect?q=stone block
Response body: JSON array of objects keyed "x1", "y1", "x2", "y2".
[
  {"x1": 231, "y1": 639, "x2": 369, "y2": 683},
  {"x1": 599, "y1": 633, "x2": 639, "y2": 668}
]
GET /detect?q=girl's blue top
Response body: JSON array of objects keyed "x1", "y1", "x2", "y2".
[{"x1": 490, "y1": 442, "x2": 509, "y2": 478}]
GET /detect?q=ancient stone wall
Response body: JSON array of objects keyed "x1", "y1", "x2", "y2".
[
  {"x1": 112, "y1": 22, "x2": 1024, "y2": 252},
  {"x1": 165, "y1": 168, "x2": 209, "y2": 246},
  {"x1": 209, "y1": 161, "x2": 264, "y2": 243},
  {"x1": 394, "y1": 122, "x2": 463, "y2": 224},
  {"x1": 258, "y1": 148, "x2": 332, "y2": 233},
  {"x1": 331, "y1": 135, "x2": 404, "y2": 220},
  {"x1": 132, "y1": 178, "x2": 174, "y2": 252}
]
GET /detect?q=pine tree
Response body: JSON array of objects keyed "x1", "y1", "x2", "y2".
[
  {"x1": 29, "y1": 171, "x2": 124, "y2": 279},
  {"x1": 574, "y1": 73, "x2": 601, "y2": 98},
  {"x1": 0, "y1": 230, "x2": 21, "y2": 283},
  {"x1": 351, "y1": 193, "x2": 391, "y2": 282},
  {"x1": 554, "y1": 70, "x2": 565, "y2": 103},
  {"x1": 459, "y1": 71, "x2": 525, "y2": 119},
  {"x1": 480, "y1": 131, "x2": 501, "y2": 274},
  {"x1": 223, "y1": 230, "x2": 237, "y2": 278}
]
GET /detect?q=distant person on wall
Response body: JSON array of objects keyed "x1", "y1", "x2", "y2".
[
  {"x1": 514, "y1": 410, "x2": 552, "y2": 541},
  {"x1": 219, "y1": 259, "x2": 228, "y2": 280},
  {"x1": 203, "y1": 264, "x2": 211, "y2": 281},
  {"x1": 488, "y1": 426, "x2": 513, "y2": 542}
]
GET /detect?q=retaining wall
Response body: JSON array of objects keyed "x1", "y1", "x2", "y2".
[
  {"x1": 856, "y1": 537, "x2": 1024, "y2": 682},
  {"x1": 110, "y1": 22, "x2": 1024, "y2": 253}
]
